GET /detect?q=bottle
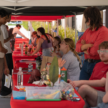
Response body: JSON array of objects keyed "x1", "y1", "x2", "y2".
[
  {"x1": 25, "y1": 44, "x2": 28, "y2": 55},
  {"x1": 61, "y1": 67, "x2": 67, "y2": 82},
  {"x1": 21, "y1": 44, "x2": 23, "y2": 56},
  {"x1": 17, "y1": 67, "x2": 23, "y2": 86},
  {"x1": 28, "y1": 63, "x2": 33, "y2": 72}
]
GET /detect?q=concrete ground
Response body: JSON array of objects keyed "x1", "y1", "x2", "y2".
[{"x1": 0, "y1": 97, "x2": 11, "y2": 108}]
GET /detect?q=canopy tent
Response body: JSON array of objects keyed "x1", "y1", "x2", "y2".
[
  {"x1": 11, "y1": 15, "x2": 74, "y2": 21},
  {"x1": 1, "y1": 0, "x2": 108, "y2": 43},
  {"x1": 0, "y1": 0, "x2": 108, "y2": 7},
  {"x1": 0, "y1": 6, "x2": 108, "y2": 16}
]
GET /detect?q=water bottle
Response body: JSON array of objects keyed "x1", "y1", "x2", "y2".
[{"x1": 17, "y1": 67, "x2": 23, "y2": 86}]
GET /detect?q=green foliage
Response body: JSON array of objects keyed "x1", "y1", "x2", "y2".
[
  {"x1": 58, "y1": 26, "x2": 77, "y2": 42},
  {"x1": 22, "y1": 21, "x2": 78, "y2": 42},
  {"x1": 49, "y1": 56, "x2": 59, "y2": 86},
  {"x1": 22, "y1": 21, "x2": 28, "y2": 30}
]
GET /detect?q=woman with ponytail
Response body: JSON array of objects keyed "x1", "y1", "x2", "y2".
[
  {"x1": 60, "y1": 38, "x2": 81, "y2": 81},
  {"x1": 27, "y1": 27, "x2": 53, "y2": 56}
]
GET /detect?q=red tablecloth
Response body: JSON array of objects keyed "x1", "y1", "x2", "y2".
[
  {"x1": 10, "y1": 74, "x2": 85, "y2": 108},
  {"x1": 12, "y1": 53, "x2": 41, "y2": 68},
  {"x1": 15, "y1": 60, "x2": 36, "y2": 69}
]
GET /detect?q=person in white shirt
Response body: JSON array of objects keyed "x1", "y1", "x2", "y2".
[
  {"x1": 0, "y1": 9, "x2": 9, "y2": 95},
  {"x1": 10, "y1": 24, "x2": 29, "y2": 51},
  {"x1": 0, "y1": 12, "x2": 14, "y2": 97},
  {"x1": 13, "y1": 24, "x2": 28, "y2": 39}
]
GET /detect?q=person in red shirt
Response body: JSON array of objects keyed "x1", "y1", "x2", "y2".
[
  {"x1": 68, "y1": 41, "x2": 108, "y2": 108},
  {"x1": 76, "y1": 7, "x2": 108, "y2": 80}
]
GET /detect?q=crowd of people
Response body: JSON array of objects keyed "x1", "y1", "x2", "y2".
[{"x1": 0, "y1": 6, "x2": 108, "y2": 108}]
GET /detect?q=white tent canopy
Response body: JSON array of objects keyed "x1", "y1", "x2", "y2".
[{"x1": 0, "y1": 0, "x2": 108, "y2": 6}]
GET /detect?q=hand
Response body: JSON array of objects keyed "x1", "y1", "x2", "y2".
[
  {"x1": 83, "y1": 50, "x2": 88, "y2": 54},
  {"x1": 27, "y1": 38, "x2": 29, "y2": 41},
  {"x1": 51, "y1": 52, "x2": 57, "y2": 57},
  {"x1": 81, "y1": 44, "x2": 93, "y2": 51},
  {"x1": 58, "y1": 58, "x2": 66, "y2": 68},
  {"x1": 4, "y1": 68, "x2": 10, "y2": 76},
  {"x1": 27, "y1": 52, "x2": 32, "y2": 56},
  {"x1": 81, "y1": 40, "x2": 86, "y2": 45},
  {"x1": 67, "y1": 79, "x2": 81, "y2": 88},
  {"x1": 4, "y1": 48, "x2": 8, "y2": 54}
]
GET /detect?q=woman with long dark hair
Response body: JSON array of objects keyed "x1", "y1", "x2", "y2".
[{"x1": 28, "y1": 27, "x2": 53, "y2": 56}]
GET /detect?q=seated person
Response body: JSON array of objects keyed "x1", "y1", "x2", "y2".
[
  {"x1": 91, "y1": 72, "x2": 108, "y2": 108},
  {"x1": 31, "y1": 31, "x2": 40, "y2": 47},
  {"x1": 68, "y1": 41, "x2": 108, "y2": 108},
  {"x1": 60, "y1": 38, "x2": 81, "y2": 81},
  {"x1": 51, "y1": 36, "x2": 63, "y2": 57}
]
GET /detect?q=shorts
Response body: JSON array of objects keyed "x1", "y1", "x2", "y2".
[{"x1": 97, "y1": 90, "x2": 106, "y2": 104}]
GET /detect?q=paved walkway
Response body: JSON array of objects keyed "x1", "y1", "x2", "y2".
[{"x1": 0, "y1": 97, "x2": 11, "y2": 108}]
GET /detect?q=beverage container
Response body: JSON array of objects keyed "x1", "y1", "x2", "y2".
[
  {"x1": 28, "y1": 63, "x2": 33, "y2": 72},
  {"x1": 21, "y1": 44, "x2": 23, "y2": 56},
  {"x1": 61, "y1": 67, "x2": 67, "y2": 82},
  {"x1": 25, "y1": 44, "x2": 28, "y2": 54},
  {"x1": 17, "y1": 67, "x2": 23, "y2": 86}
]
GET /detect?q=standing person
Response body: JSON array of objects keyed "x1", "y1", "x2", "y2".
[
  {"x1": 0, "y1": 12, "x2": 14, "y2": 97},
  {"x1": 60, "y1": 38, "x2": 81, "y2": 81},
  {"x1": 10, "y1": 24, "x2": 29, "y2": 51},
  {"x1": 27, "y1": 27, "x2": 53, "y2": 57},
  {"x1": 0, "y1": 9, "x2": 10, "y2": 94},
  {"x1": 76, "y1": 7, "x2": 108, "y2": 80}
]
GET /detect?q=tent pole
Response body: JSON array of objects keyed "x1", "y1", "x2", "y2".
[
  {"x1": 64, "y1": 17, "x2": 66, "y2": 38},
  {"x1": 57, "y1": 19, "x2": 59, "y2": 36},
  {"x1": 75, "y1": 12, "x2": 77, "y2": 44},
  {"x1": 48, "y1": 22, "x2": 49, "y2": 33},
  {"x1": 51, "y1": 21, "x2": 53, "y2": 35}
]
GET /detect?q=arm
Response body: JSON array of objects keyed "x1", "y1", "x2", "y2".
[
  {"x1": 1, "y1": 25, "x2": 14, "y2": 43},
  {"x1": 76, "y1": 30, "x2": 88, "y2": 52},
  {"x1": 0, "y1": 41, "x2": 7, "y2": 53},
  {"x1": 4, "y1": 56, "x2": 9, "y2": 75},
  {"x1": 4, "y1": 34, "x2": 14, "y2": 43},
  {"x1": 87, "y1": 29, "x2": 108, "y2": 56},
  {"x1": 16, "y1": 30, "x2": 29, "y2": 40},
  {"x1": 30, "y1": 38, "x2": 42, "y2": 56},
  {"x1": 68, "y1": 77, "x2": 106, "y2": 88},
  {"x1": 81, "y1": 44, "x2": 93, "y2": 51},
  {"x1": 103, "y1": 72, "x2": 108, "y2": 103}
]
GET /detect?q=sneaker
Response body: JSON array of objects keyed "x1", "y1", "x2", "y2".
[{"x1": 0, "y1": 93, "x2": 11, "y2": 98}]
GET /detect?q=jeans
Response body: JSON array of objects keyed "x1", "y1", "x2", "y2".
[{"x1": 79, "y1": 60, "x2": 99, "y2": 80}]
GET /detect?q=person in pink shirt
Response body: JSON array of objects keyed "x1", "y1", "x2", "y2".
[{"x1": 76, "y1": 7, "x2": 108, "y2": 80}]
